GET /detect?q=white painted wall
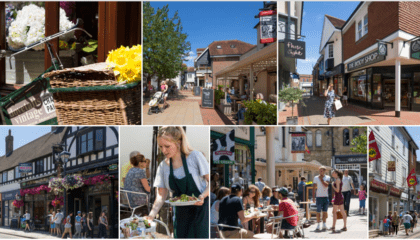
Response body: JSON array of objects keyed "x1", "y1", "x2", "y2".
[{"x1": 106, "y1": 127, "x2": 119, "y2": 148}]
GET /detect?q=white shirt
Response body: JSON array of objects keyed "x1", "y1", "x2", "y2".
[
  {"x1": 232, "y1": 177, "x2": 244, "y2": 186},
  {"x1": 255, "y1": 181, "x2": 265, "y2": 192},
  {"x1": 24, "y1": 213, "x2": 30, "y2": 220},
  {"x1": 314, "y1": 175, "x2": 330, "y2": 197},
  {"x1": 154, "y1": 150, "x2": 209, "y2": 193},
  {"x1": 342, "y1": 175, "x2": 353, "y2": 192},
  {"x1": 54, "y1": 212, "x2": 63, "y2": 223},
  {"x1": 403, "y1": 214, "x2": 413, "y2": 224}
]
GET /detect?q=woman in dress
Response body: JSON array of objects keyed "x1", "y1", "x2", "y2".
[
  {"x1": 331, "y1": 169, "x2": 347, "y2": 233},
  {"x1": 98, "y1": 212, "x2": 108, "y2": 239},
  {"x1": 145, "y1": 126, "x2": 210, "y2": 238},
  {"x1": 82, "y1": 212, "x2": 88, "y2": 238},
  {"x1": 324, "y1": 83, "x2": 339, "y2": 125},
  {"x1": 124, "y1": 152, "x2": 151, "y2": 214},
  {"x1": 87, "y1": 212, "x2": 94, "y2": 238},
  {"x1": 242, "y1": 185, "x2": 262, "y2": 233}
]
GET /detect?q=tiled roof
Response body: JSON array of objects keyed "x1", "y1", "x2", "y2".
[
  {"x1": 208, "y1": 40, "x2": 255, "y2": 56},
  {"x1": 326, "y1": 15, "x2": 346, "y2": 29},
  {"x1": 187, "y1": 67, "x2": 195, "y2": 72}
]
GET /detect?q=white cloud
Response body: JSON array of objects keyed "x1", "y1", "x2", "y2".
[{"x1": 184, "y1": 50, "x2": 197, "y2": 67}]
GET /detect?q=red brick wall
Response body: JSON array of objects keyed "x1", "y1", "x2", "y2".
[
  {"x1": 211, "y1": 57, "x2": 240, "y2": 86},
  {"x1": 343, "y1": 2, "x2": 399, "y2": 62},
  {"x1": 399, "y1": 2, "x2": 420, "y2": 37}
]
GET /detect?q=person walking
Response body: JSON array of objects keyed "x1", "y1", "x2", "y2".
[
  {"x1": 401, "y1": 211, "x2": 413, "y2": 236},
  {"x1": 24, "y1": 210, "x2": 31, "y2": 232},
  {"x1": 330, "y1": 169, "x2": 347, "y2": 233},
  {"x1": 87, "y1": 212, "x2": 94, "y2": 238},
  {"x1": 383, "y1": 216, "x2": 390, "y2": 235},
  {"x1": 313, "y1": 166, "x2": 331, "y2": 231},
  {"x1": 358, "y1": 184, "x2": 366, "y2": 215},
  {"x1": 255, "y1": 177, "x2": 265, "y2": 193},
  {"x1": 62, "y1": 212, "x2": 73, "y2": 239},
  {"x1": 324, "y1": 83, "x2": 339, "y2": 125},
  {"x1": 391, "y1": 211, "x2": 400, "y2": 236},
  {"x1": 145, "y1": 127, "x2": 210, "y2": 238},
  {"x1": 98, "y1": 212, "x2": 108, "y2": 239},
  {"x1": 74, "y1": 211, "x2": 83, "y2": 239},
  {"x1": 342, "y1": 170, "x2": 355, "y2": 217},
  {"x1": 54, "y1": 209, "x2": 64, "y2": 236},
  {"x1": 160, "y1": 81, "x2": 169, "y2": 109},
  {"x1": 342, "y1": 87, "x2": 348, "y2": 106},
  {"x1": 81, "y1": 212, "x2": 88, "y2": 239},
  {"x1": 218, "y1": 184, "x2": 256, "y2": 238},
  {"x1": 298, "y1": 177, "x2": 306, "y2": 208}
]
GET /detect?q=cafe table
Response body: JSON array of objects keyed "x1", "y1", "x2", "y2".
[{"x1": 245, "y1": 212, "x2": 268, "y2": 233}]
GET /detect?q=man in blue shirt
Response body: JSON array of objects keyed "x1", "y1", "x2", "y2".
[
  {"x1": 298, "y1": 177, "x2": 306, "y2": 208},
  {"x1": 74, "y1": 211, "x2": 82, "y2": 238}
]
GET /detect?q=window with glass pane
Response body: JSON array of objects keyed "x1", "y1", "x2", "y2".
[
  {"x1": 95, "y1": 129, "x2": 104, "y2": 151},
  {"x1": 392, "y1": 135, "x2": 395, "y2": 149},
  {"x1": 328, "y1": 44, "x2": 333, "y2": 58},
  {"x1": 87, "y1": 132, "x2": 93, "y2": 152},
  {"x1": 353, "y1": 128, "x2": 359, "y2": 138},
  {"x1": 80, "y1": 131, "x2": 94, "y2": 154},
  {"x1": 15, "y1": 166, "x2": 20, "y2": 179},
  {"x1": 343, "y1": 129, "x2": 350, "y2": 146},
  {"x1": 2, "y1": 172, "x2": 7, "y2": 182},
  {"x1": 307, "y1": 131, "x2": 313, "y2": 147},
  {"x1": 316, "y1": 130, "x2": 322, "y2": 147},
  {"x1": 364, "y1": 14, "x2": 368, "y2": 34},
  {"x1": 358, "y1": 21, "x2": 362, "y2": 40}
]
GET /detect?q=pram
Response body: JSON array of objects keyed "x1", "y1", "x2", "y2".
[{"x1": 148, "y1": 91, "x2": 165, "y2": 115}]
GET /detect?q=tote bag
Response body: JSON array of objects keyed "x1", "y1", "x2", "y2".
[{"x1": 335, "y1": 99, "x2": 343, "y2": 110}]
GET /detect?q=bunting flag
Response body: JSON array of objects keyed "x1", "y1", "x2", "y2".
[
  {"x1": 407, "y1": 168, "x2": 418, "y2": 187},
  {"x1": 305, "y1": 144, "x2": 311, "y2": 154},
  {"x1": 369, "y1": 131, "x2": 381, "y2": 162}
]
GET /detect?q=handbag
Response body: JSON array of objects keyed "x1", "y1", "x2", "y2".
[
  {"x1": 334, "y1": 99, "x2": 343, "y2": 110},
  {"x1": 337, "y1": 211, "x2": 344, "y2": 219}
]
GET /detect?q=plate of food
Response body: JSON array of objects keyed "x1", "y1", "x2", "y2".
[{"x1": 165, "y1": 194, "x2": 200, "y2": 206}]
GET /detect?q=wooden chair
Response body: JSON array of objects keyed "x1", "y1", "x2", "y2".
[{"x1": 254, "y1": 214, "x2": 298, "y2": 239}]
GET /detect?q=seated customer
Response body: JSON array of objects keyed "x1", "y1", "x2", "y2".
[
  {"x1": 278, "y1": 187, "x2": 298, "y2": 238},
  {"x1": 256, "y1": 93, "x2": 267, "y2": 104},
  {"x1": 124, "y1": 152, "x2": 151, "y2": 211},
  {"x1": 218, "y1": 184, "x2": 255, "y2": 238}
]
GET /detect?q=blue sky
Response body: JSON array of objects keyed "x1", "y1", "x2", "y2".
[
  {"x1": 405, "y1": 127, "x2": 420, "y2": 160},
  {"x1": 148, "y1": 1, "x2": 262, "y2": 67},
  {"x1": 297, "y1": 1, "x2": 360, "y2": 74},
  {"x1": 0, "y1": 127, "x2": 51, "y2": 156}
]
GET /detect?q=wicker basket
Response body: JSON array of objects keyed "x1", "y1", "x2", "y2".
[{"x1": 45, "y1": 63, "x2": 141, "y2": 125}]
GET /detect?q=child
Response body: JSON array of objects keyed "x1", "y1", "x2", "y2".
[
  {"x1": 358, "y1": 184, "x2": 367, "y2": 215},
  {"x1": 384, "y1": 216, "x2": 390, "y2": 235}
]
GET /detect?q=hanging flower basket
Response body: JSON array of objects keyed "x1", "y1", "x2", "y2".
[
  {"x1": 62, "y1": 175, "x2": 84, "y2": 190},
  {"x1": 49, "y1": 177, "x2": 65, "y2": 193},
  {"x1": 51, "y1": 196, "x2": 64, "y2": 207},
  {"x1": 84, "y1": 174, "x2": 113, "y2": 186},
  {"x1": 20, "y1": 185, "x2": 51, "y2": 196},
  {"x1": 12, "y1": 199, "x2": 24, "y2": 208}
]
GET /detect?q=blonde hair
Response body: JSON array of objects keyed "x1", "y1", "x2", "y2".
[
  {"x1": 158, "y1": 126, "x2": 193, "y2": 156},
  {"x1": 256, "y1": 93, "x2": 264, "y2": 100}
]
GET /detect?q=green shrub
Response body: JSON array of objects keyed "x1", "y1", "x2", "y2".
[
  {"x1": 243, "y1": 100, "x2": 277, "y2": 125},
  {"x1": 278, "y1": 86, "x2": 306, "y2": 117},
  {"x1": 215, "y1": 89, "x2": 225, "y2": 105}
]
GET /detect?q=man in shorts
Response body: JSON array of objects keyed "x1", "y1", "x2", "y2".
[
  {"x1": 312, "y1": 166, "x2": 330, "y2": 231},
  {"x1": 401, "y1": 211, "x2": 413, "y2": 236},
  {"x1": 54, "y1": 209, "x2": 64, "y2": 236}
]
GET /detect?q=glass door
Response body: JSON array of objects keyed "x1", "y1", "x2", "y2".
[{"x1": 412, "y1": 73, "x2": 420, "y2": 111}]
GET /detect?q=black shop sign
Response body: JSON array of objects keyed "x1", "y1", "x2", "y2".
[
  {"x1": 284, "y1": 40, "x2": 306, "y2": 59},
  {"x1": 347, "y1": 51, "x2": 385, "y2": 71},
  {"x1": 201, "y1": 88, "x2": 214, "y2": 108},
  {"x1": 335, "y1": 154, "x2": 367, "y2": 164}
]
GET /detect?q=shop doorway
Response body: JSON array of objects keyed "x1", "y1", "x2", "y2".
[
  {"x1": 89, "y1": 195, "x2": 110, "y2": 237},
  {"x1": 383, "y1": 79, "x2": 410, "y2": 108},
  {"x1": 4, "y1": 202, "x2": 9, "y2": 227}
]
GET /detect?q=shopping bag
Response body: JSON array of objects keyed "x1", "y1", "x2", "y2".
[
  {"x1": 335, "y1": 99, "x2": 343, "y2": 110},
  {"x1": 337, "y1": 211, "x2": 344, "y2": 219}
]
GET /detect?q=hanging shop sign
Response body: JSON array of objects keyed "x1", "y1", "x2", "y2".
[
  {"x1": 2, "y1": 79, "x2": 57, "y2": 125},
  {"x1": 389, "y1": 186, "x2": 402, "y2": 198},
  {"x1": 334, "y1": 154, "x2": 366, "y2": 164},
  {"x1": 387, "y1": 161, "x2": 396, "y2": 171},
  {"x1": 347, "y1": 51, "x2": 385, "y2": 72},
  {"x1": 2, "y1": 189, "x2": 21, "y2": 201},
  {"x1": 291, "y1": 133, "x2": 306, "y2": 153},
  {"x1": 19, "y1": 163, "x2": 33, "y2": 173},
  {"x1": 370, "y1": 179, "x2": 388, "y2": 194},
  {"x1": 407, "y1": 169, "x2": 418, "y2": 187},
  {"x1": 108, "y1": 164, "x2": 118, "y2": 171},
  {"x1": 284, "y1": 40, "x2": 306, "y2": 59},
  {"x1": 410, "y1": 39, "x2": 420, "y2": 60},
  {"x1": 259, "y1": 10, "x2": 277, "y2": 44},
  {"x1": 212, "y1": 130, "x2": 235, "y2": 165},
  {"x1": 378, "y1": 42, "x2": 387, "y2": 56},
  {"x1": 201, "y1": 88, "x2": 214, "y2": 109}
]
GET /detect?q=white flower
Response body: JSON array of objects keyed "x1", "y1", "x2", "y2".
[{"x1": 7, "y1": 4, "x2": 75, "y2": 51}]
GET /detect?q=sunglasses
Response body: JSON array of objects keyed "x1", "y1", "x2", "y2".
[{"x1": 250, "y1": 191, "x2": 256, "y2": 193}]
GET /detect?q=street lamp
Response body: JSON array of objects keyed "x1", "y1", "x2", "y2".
[{"x1": 58, "y1": 151, "x2": 70, "y2": 217}]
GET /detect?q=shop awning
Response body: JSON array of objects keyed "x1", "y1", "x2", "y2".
[{"x1": 215, "y1": 43, "x2": 277, "y2": 78}]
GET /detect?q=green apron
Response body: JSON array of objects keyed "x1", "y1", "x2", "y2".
[{"x1": 169, "y1": 154, "x2": 209, "y2": 239}]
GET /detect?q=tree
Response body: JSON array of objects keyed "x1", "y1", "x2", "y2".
[
  {"x1": 277, "y1": 85, "x2": 306, "y2": 117},
  {"x1": 143, "y1": 2, "x2": 191, "y2": 86},
  {"x1": 350, "y1": 127, "x2": 367, "y2": 154}
]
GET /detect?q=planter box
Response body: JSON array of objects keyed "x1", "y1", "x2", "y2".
[
  {"x1": 6, "y1": 50, "x2": 77, "y2": 85},
  {"x1": 216, "y1": 100, "x2": 232, "y2": 115},
  {"x1": 286, "y1": 116, "x2": 298, "y2": 125}
]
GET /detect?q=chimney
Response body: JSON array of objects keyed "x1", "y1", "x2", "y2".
[{"x1": 5, "y1": 129, "x2": 13, "y2": 157}]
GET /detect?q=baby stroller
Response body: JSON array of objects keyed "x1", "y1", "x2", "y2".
[{"x1": 148, "y1": 91, "x2": 165, "y2": 115}]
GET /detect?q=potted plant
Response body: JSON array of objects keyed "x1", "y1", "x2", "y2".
[
  {"x1": 278, "y1": 86, "x2": 306, "y2": 125},
  {"x1": 243, "y1": 100, "x2": 277, "y2": 125}
]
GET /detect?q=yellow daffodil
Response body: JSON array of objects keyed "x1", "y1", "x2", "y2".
[{"x1": 106, "y1": 45, "x2": 142, "y2": 83}]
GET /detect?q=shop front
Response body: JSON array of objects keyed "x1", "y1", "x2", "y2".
[
  {"x1": 333, "y1": 154, "x2": 367, "y2": 190},
  {"x1": 2, "y1": 189, "x2": 21, "y2": 227},
  {"x1": 324, "y1": 63, "x2": 345, "y2": 97}
]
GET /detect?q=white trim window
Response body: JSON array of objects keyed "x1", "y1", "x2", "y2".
[
  {"x1": 357, "y1": 21, "x2": 363, "y2": 40},
  {"x1": 364, "y1": 14, "x2": 368, "y2": 34},
  {"x1": 328, "y1": 44, "x2": 333, "y2": 58}
]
